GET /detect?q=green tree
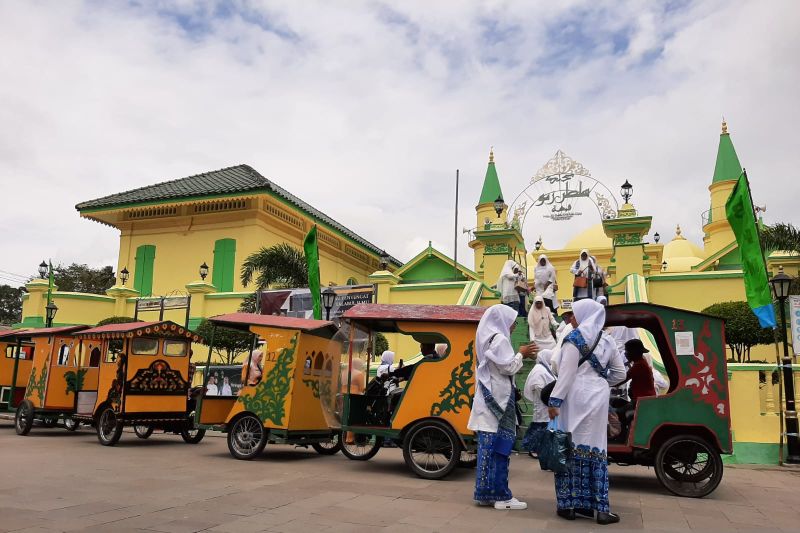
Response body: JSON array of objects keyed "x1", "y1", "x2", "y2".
[
  {"x1": 371, "y1": 332, "x2": 389, "y2": 356},
  {"x1": 761, "y1": 222, "x2": 800, "y2": 254},
  {"x1": 0, "y1": 284, "x2": 24, "y2": 325},
  {"x1": 35, "y1": 263, "x2": 116, "y2": 294},
  {"x1": 96, "y1": 316, "x2": 140, "y2": 327},
  {"x1": 701, "y1": 301, "x2": 775, "y2": 362},
  {"x1": 239, "y1": 243, "x2": 308, "y2": 312},
  {"x1": 194, "y1": 319, "x2": 252, "y2": 365}
]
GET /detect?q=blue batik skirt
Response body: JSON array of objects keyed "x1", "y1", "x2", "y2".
[{"x1": 554, "y1": 444, "x2": 610, "y2": 512}]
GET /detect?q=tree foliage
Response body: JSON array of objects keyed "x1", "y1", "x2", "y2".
[
  {"x1": 0, "y1": 284, "x2": 25, "y2": 325},
  {"x1": 761, "y1": 222, "x2": 800, "y2": 254},
  {"x1": 701, "y1": 301, "x2": 775, "y2": 362},
  {"x1": 96, "y1": 316, "x2": 139, "y2": 327},
  {"x1": 371, "y1": 332, "x2": 389, "y2": 356},
  {"x1": 194, "y1": 319, "x2": 252, "y2": 365},
  {"x1": 36, "y1": 263, "x2": 117, "y2": 294},
  {"x1": 239, "y1": 243, "x2": 308, "y2": 312}
]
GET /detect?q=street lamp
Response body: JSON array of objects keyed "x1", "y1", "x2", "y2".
[
  {"x1": 119, "y1": 267, "x2": 129, "y2": 285},
  {"x1": 199, "y1": 262, "x2": 209, "y2": 281},
  {"x1": 654, "y1": 232, "x2": 660, "y2": 244},
  {"x1": 379, "y1": 250, "x2": 390, "y2": 271},
  {"x1": 38, "y1": 261, "x2": 48, "y2": 279},
  {"x1": 770, "y1": 265, "x2": 800, "y2": 463},
  {"x1": 661, "y1": 261, "x2": 668, "y2": 272},
  {"x1": 620, "y1": 180, "x2": 633, "y2": 203},
  {"x1": 535, "y1": 237, "x2": 542, "y2": 251},
  {"x1": 322, "y1": 287, "x2": 337, "y2": 321},
  {"x1": 45, "y1": 301, "x2": 58, "y2": 328},
  {"x1": 493, "y1": 195, "x2": 506, "y2": 218}
]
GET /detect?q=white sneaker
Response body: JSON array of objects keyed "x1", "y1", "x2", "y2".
[
  {"x1": 494, "y1": 498, "x2": 527, "y2": 510},
  {"x1": 475, "y1": 500, "x2": 494, "y2": 506}
]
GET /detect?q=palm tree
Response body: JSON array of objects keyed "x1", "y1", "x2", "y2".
[
  {"x1": 239, "y1": 243, "x2": 309, "y2": 312},
  {"x1": 761, "y1": 223, "x2": 800, "y2": 254}
]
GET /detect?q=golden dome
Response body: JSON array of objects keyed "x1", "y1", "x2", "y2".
[
  {"x1": 563, "y1": 223, "x2": 612, "y2": 251},
  {"x1": 662, "y1": 225, "x2": 704, "y2": 272}
]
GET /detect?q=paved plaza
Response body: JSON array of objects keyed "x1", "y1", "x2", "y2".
[{"x1": 1, "y1": 421, "x2": 799, "y2": 532}]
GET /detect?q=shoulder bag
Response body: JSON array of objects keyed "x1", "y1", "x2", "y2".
[{"x1": 539, "y1": 332, "x2": 603, "y2": 404}]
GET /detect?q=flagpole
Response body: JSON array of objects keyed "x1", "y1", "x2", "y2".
[{"x1": 454, "y1": 169, "x2": 459, "y2": 281}]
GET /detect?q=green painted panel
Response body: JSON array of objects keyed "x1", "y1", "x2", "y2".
[
  {"x1": 133, "y1": 245, "x2": 156, "y2": 297},
  {"x1": 722, "y1": 441, "x2": 780, "y2": 464},
  {"x1": 401, "y1": 256, "x2": 466, "y2": 282},
  {"x1": 212, "y1": 238, "x2": 236, "y2": 292}
]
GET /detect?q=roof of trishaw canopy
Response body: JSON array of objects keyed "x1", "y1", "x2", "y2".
[
  {"x1": 209, "y1": 313, "x2": 338, "y2": 337},
  {"x1": 0, "y1": 328, "x2": 31, "y2": 340},
  {"x1": 22, "y1": 325, "x2": 89, "y2": 338},
  {"x1": 344, "y1": 304, "x2": 487, "y2": 324},
  {"x1": 76, "y1": 321, "x2": 203, "y2": 342}
]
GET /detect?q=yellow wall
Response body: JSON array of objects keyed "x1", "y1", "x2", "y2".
[
  {"x1": 703, "y1": 180, "x2": 737, "y2": 256},
  {"x1": 647, "y1": 275, "x2": 745, "y2": 312}
]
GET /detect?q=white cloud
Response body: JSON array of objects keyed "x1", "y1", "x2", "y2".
[{"x1": 0, "y1": 0, "x2": 797, "y2": 286}]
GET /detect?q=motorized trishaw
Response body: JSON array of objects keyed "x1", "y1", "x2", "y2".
[
  {"x1": 605, "y1": 303, "x2": 731, "y2": 498},
  {"x1": 195, "y1": 313, "x2": 341, "y2": 460},
  {"x1": 14, "y1": 326, "x2": 89, "y2": 434},
  {"x1": 71, "y1": 321, "x2": 206, "y2": 446},
  {"x1": 0, "y1": 329, "x2": 34, "y2": 414},
  {"x1": 329, "y1": 303, "x2": 486, "y2": 480}
]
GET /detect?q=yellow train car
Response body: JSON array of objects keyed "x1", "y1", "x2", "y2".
[
  {"x1": 72, "y1": 321, "x2": 205, "y2": 446},
  {"x1": 14, "y1": 326, "x2": 89, "y2": 434},
  {"x1": 196, "y1": 313, "x2": 341, "y2": 460},
  {"x1": 0, "y1": 329, "x2": 34, "y2": 413},
  {"x1": 332, "y1": 303, "x2": 486, "y2": 479}
]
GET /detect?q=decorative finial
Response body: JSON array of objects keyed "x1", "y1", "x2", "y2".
[
  {"x1": 721, "y1": 118, "x2": 728, "y2": 135},
  {"x1": 489, "y1": 146, "x2": 494, "y2": 163},
  {"x1": 676, "y1": 224, "x2": 682, "y2": 237}
]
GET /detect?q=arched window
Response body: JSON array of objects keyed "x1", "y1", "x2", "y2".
[
  {"x1": 346, "y1": 277, "x2": 358, "y2": 286},
  {"x1": 313, "y1": 352, "x2": 324, "y2": 376},
  {"x1": 57, "y1": 344, "x2": 71, "y2": 366},
  {"x1": 323, "y1": 358, "x2": 333, "y2": 377},
  {"x1": 303, "y1": 354, "x2": 313, "y2": 375},
  {"x1": 89, "y1": 347, "x2": 101, "y2": 368},
  {"x1": 133, "y1": 244, "x2": 156, "y2": 297},
  {"x1": 212, "y1": 238, "x2": 236, "y2": 292}
]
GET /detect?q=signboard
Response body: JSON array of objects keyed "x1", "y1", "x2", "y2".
[
  {"x1": 134, "y1": 294, "x2": 192, "y2": 327},
  {"x1": 675, "y1": 331, "x2": 695, "y2": 356},
  {"x1": 790, "y1": 296, "x2": 800, "y2": 357},
  {"x1": 329, "y1": 285, "x2": 374, "y2": 319}
]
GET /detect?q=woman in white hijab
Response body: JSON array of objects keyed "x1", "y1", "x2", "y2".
[
  {"x1": 534, "y1": 254, "x2": 558, "y2": 312},
  {"x1": 497, "y1": 260, "x2": 521, "y2": 312},
  {"x1": 376, "y1": 350, "x2": 397, "y2": 393},
  {"x1": 547, "y1": 299, "x2": 626, "y2": 525},
  {"x1": 522, "y1": 348, "x2": 556, "y2": 456},
  {"x1": 570, "y1": 249, "x2": 596, "y2": 301},
  {"x1": 468, "y1": 304, "x2": 537, "y2": 510},
  {"x1": 528, "y1": 296, "x2": 559, "y2": 350}
]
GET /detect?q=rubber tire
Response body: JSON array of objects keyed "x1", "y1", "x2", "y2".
[
  {"x1": 64, "y1": 417, "x2": 80, "y2": 432},
  {"x1": 311, "y1": 433, "x2": 342, "y2": 455},
  {"x1": 341, "y1": 433, "x2": 383, "y2": 461},
  {"x1": 180, "y1": 427, "x2": 206, "y2": 444},
  {"x1": 15, "y1": 401, "x2": 34, "y2": 436},
  {"x1": 654, "y1": 434, "x2": 723, "y2": 498},
  {"x1": 134, "y1": 424, "x2": 154, "y2": 439},
  {"x1": 403, "y1": 420, "x2": 461, "y2": 480},
  {"x1": 227, "y1": 414, "x2": 267, "y2": 460},
  {"x1": 96, "y1": 408, "x2": 123, "y2": 446}
]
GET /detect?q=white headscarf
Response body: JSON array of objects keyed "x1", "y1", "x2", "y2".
[
  {"x1": 497, "y1": 260, "x2": 520, "y2": 301},
  {"x1": 575, "y1": 249, "x2": 594, "y2": 274},
  {"x1": 536, "y1": 348, "x2": 553, "y2": 372},
  {"x1": 434, "y1": 343, "x2": 448, "y2": 357},
  {"x1": 377, "y1": 350, "x2": 395, "y2": 377},
  {"x1": 534, "y1": 254, "x2": 555, "y2": 282},
  {"x1": 475, "y1": 304, "x2": 518, "y2": 394},
  {"x1": 572, "y1": 299, "x2": 605, "y2": 343},
  {"x1": 523, "y1": 348, "x2": 554, "y2": 402}
]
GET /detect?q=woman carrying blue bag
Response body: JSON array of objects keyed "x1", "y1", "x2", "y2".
[
  {"x1": 547, "y1": 299, "x2": 626, "y2": 525},
  {"x1": 468, "y1": 304, "x2": 538, "y2": 510}
]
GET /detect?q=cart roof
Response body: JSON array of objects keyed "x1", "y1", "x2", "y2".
[
  {"x1": 209, "y1": 313, "x2": 338, "y2": 337},
  {"x1": 0, "y1": 328, "x2": 31, "y2": 340},
  {"x1": 22, "y1": 325, "x2": 89, "y2": 338},
  {"x1": 76, "y1": 321, "x2": 203, "y2": 342},
  {"x1": 344, "y1": 304, "x2": 487, "y2": 325}
]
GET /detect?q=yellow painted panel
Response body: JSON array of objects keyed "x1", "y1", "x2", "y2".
[
  {"x1": 287, "y1": 334, "x2": 334, "y2": 431},
  {"x1": 199, "y1": 397, "x2": 236, "y2": 425},
  {"x1": 125, "y1": 395, "x2": 186, "y2": 413}
]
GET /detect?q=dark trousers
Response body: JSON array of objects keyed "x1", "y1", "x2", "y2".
[
  {"x1": 543, "y1": 298, "x2": 556, "y2": 313},
  {"x1": 518, "y1": 294, "x2": 527, "y2": 317}
]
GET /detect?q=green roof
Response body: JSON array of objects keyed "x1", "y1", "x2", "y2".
[
  {"x1": 76, "y1": 164, "x2": 401, "y2": 265},
  {"x1": 479, "y1": 159, "x2": 503, "y2": 204},
  {"x1": 712, "y1": 132, "x2": 742, "y2": 184}
]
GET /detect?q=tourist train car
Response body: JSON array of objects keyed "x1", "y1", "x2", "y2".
[
  {"x1": 195, "y1": 313, "x2": 341, "y2": 460},
  {"x1": 14, "y1": 326, "x2": 89, "y2": 434},
  {"x1": 606, "y1": 302, "x2": 731, "y2": 498},
  {"x1": 71, "y1": 321, "x2": 205, "y2": 446},
  {"x1": 0, "y1": 329, "x2": 34, "y2": 414},
  {"x1": 329, "y1": 303, "x2": 486, "y2": 480}
]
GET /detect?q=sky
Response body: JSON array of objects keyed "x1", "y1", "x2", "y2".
[{"x1": 1, "y1": 0, "x2": 798, "y2": 287}]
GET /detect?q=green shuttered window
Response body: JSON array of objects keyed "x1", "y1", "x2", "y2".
[
  {"x1": 212, "y1": 238, "x2": 236, "y2": 292},
  {"x1": 133, "y1": 244, "x2": 156, "y2": 297}
]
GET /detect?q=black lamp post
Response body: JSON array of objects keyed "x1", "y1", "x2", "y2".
[
  {"x1": 379, "y1": 250, "x2": 390, "y2": 271},
  {"x1": 654, "y1": 232, "x2": 660, "y2": 244},
  {"x1": 322, "y1": 287, "x2": 337, "y2": 321},
  {"x1": 661, "y1": 260, "x2": 668, "y2": 272},
  {"x1": 770, "y1": 266, "x2": 800, "y2": 463},
  {"x1": 45, "y1": 301, "x2": 58, "y2": 328},
  {"x1": 119, "y1": 267, "x2": 129, "y2": 285},
  {"x1": 493, "y1": 195, "x2": 506, "y2": 218},
  {"x1": 621, "y1": 180, "x2": 633, "y2": 203},
  {"x1": 199, "y1": 262, "x2": 209, "y2": 281},
  {"x1": 38, "y1": 261, "x2": 48, "y2": 279}
]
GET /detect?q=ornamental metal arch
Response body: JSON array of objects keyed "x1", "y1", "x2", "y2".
[{"x1": 508, "y1": 150, "x2": 619, "y2": 235}]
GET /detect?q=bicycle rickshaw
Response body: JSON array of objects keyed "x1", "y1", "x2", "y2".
[
  {"x1": 70, "y1": 321, "x2": 206, "y2": 446},
  {"x1": 327, "y1": 303, "x2": 486, "y2": 480},
  {"x1": 605, "y1": 303, "x2": 731, "y2": 498},
  {"x1": 14, "y1": 325, "x2": 89, "y2": 434},
  {"x1": 195, "y1": 313, "x2": 341, "y2": 460},
  {"x1": 0, "y1": 329, "x2": 34, "y2": 414}
]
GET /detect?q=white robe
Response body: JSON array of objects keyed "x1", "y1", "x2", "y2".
[{"x1": 523, "y1": 350, "x2": 556, "y2": 423}]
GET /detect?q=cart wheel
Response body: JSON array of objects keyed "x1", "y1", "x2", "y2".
[
  {"x1": 311, "y1": 432, "x2": 341, "y2": 455},
  {"x1": 180, "y1": 427, "x2": 205, "y2": 444},
  {"x1": 96, "y1": 407, "x2": 123, "y2": 446},
  {"x1": 15, "y1": 401, "x2": 34, "y2": 436},
  {"x1": 341, "y1": 433, "x2": 383, "y2": 461},
  {"x1": 655, "y1": 434, "x2": 723, "y2": 498},
  {"x1": 134, "y1": 424, "x2": 154, "y2": 439},
  {"x1": 403, "y1": 420, "x2": 461, "y2": 480},
  {"x1": 41, "y1": 416, "x2": 58, "y2": 428},
  {"x1": 227, "y1": 414, "x2": 267, "y2": 459},
  {"x1": 64, "y1": 417, "x2": 80, "y2": 432},
  {"x1": 458, "y1": 449, "x2": 478, "y2": 468}
]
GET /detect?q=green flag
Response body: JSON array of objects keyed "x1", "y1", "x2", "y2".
[
  {"x1": 725, "y1": 172, "x2": 776, "y2": 328},
  {"x1": 303, "y1": 225, "x2": 322, "y2": 320}
]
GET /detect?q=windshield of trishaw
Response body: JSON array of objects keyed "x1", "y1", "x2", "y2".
[
  {"x1": 319, "y1": 322, "x2": 369, "y2": 429},
  {"x1": 131, "y1": 337, "x2": 159, "y2": 355},
  {"x1": 106, "y1": 339, "x2": 124, "y2": 362},
  {"x1": 163, "y1": 340, "x2": 188, "y2": 357}
]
